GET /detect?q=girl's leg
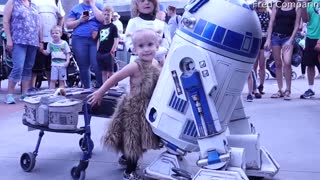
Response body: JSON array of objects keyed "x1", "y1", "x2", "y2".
[
  {"x1": 125, "y1": 158, "x2": 138, "y2": 174},
  {"x1": 272, "y1": 45, "x2": 283, "y2": 93},
  {"x1": 72, "y1": 36, "x2": 91, "y2": 88}
]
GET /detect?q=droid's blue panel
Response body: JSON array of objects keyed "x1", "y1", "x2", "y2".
[
  {"x1": 203, "y1": 23, "x2": 216, "y2": 39},
  {"x1": 183, "y1": 120, "x2": 198, "y2": 137},
  {"x1": 180, "y1": 18, "x2": 260, "y2": 59},
  {"x1": 168, "y1": 91, "x2": 188, "y2": 114},
  {"x1": 212, "y1": 27, "x2": 226, "y2": 44}
]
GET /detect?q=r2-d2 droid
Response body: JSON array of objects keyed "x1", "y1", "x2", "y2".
[{"x1": 145, "y1": 0, "x2": 280, "y2": 179}]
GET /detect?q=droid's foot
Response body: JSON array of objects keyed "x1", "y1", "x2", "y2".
[
  {"x1": 144, "y1": 152, "x2": 183, "y2": 180},
  {"x1": 246, "y1": 146, "x2": 280, "y2": 178}
]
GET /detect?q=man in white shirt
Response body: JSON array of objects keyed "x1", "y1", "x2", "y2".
[
  {"x1": 167, "y1": 5, "x2": 181, "y2": 39},
  {"x1": 112, "y1": 12, "x2": 124, "y2": 36},
  {"x1": 32, "y1": 0, "x2": 65, "y2": 88}
]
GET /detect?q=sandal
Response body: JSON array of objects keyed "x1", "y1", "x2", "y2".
[
  {"x1": 271, "y1": 90, "x2": 284, "y2": 98},
  {"x1": 284, "y1": 90, "x2": 291, "y2": 100}
]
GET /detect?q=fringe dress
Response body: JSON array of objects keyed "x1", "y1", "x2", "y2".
[{"x1": 101, "y1": 59, "x2": 160, "y2": 162}]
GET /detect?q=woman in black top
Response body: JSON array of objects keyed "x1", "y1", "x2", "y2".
[{"x1": 265, "y1": 0, "x2": 301, "y2": 100}]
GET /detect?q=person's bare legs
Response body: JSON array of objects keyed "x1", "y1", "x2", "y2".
[
  {"x1": 258, "y1": 50, "x2": 266, "y2": 86},
  {"x1": 246, "y1": 74, "x2": 253, "y2": 102},
  {"x1": 307, "y1": 66, "x2": 315, "y2": 86},
  {"x1": 282, "y1": 44, "x2": 293, "y2": 99},
  {"x1": 21, "y1": 80, "x2": 32, "y2": 94},
  {"x1": 272, "y1": 45, "x2": 283, "y2": 96},
  {"x1": 7, "y1": 80, "x2": 17, "y2": 94},
  {"x1": 59, "y1": 80, "x2": 65, "y2": 88}
]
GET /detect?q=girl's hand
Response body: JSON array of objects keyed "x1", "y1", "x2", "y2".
[
  {"x1": 6, "y1": 38, "x2": 13, "y2": 52},
  {"x1": 264, "y1": 39, "x2": 271, "y2": 50},
  {"x1": 87, "y1": 90, "x2": 104, "y2": 107}
]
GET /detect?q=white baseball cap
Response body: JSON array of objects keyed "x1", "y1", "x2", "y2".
[{"x1": 113, "y1": 12, "x2": 120, "y2": 18}]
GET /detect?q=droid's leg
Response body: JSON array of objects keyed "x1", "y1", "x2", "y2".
[{"x1": 228, "y1": 99, "x2": 280, "y2": 178}]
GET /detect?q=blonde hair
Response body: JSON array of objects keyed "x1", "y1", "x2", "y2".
[
  {"x1": 51, "y1": 25, "x2": 62, "y2": 34},
  {"x1": 132, "y1": 28, "x2": 159, "y2": 46},
  {"x1": 131, "y1": 0, "x2": 159, "y2": 18},
  {"x1": 103, "y1": 5, "x2": 114, "y2": 14}
]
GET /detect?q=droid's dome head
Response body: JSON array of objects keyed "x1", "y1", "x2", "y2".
[{"x1": 176, "y1": 0, "x2": 261, "y2": 64}]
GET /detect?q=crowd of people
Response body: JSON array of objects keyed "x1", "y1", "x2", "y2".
[
  {"x1": 246, "y1": 0, "x2": 320, "y2": 102},
  {"x1": 1, "y1": 0, "x2": 181, "y2": 105}
]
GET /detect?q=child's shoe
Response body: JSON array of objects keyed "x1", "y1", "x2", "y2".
[
  {"x1": 246, "y1": 94, "x2": 253, "y2": 102},
  {"x1": 123, "y1": 170, "x2": 142, "y2": 180},
  {"x1": 118, "y1": 155, "x2": 127, "y2": 169}
]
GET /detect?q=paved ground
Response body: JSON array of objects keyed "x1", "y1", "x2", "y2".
[{"x1": 0, "y1": 78, "x2": 319, "y2": 180}]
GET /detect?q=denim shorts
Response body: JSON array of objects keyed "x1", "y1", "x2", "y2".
[{"x1": 271, "y1": 33, "x2": 291, "y2": 46}]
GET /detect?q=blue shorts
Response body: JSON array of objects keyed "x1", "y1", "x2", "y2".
[{"x1": 271, "y1": 33, "x2": 291, "y2": 46}]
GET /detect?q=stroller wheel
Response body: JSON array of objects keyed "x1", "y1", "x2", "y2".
[
  {"x1": 265, "y1": 72, "x2": 270, "y2": 80},
  {"x1": 20, "y1": 152, "x2": 36, "y2": 172},
  {"x1": 291, "y1": 72, "x2": 297, "y2": 80},
  {"x1": 79, "y1": 137, "x2": 94, "y2": 152},
  {"x1": 71, "y1": 166, "x2": 86, "y2": 180}
]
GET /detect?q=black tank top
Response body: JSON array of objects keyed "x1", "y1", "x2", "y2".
[{"x1": 273, "y1": 8, "x2": 296, "y2": 35}]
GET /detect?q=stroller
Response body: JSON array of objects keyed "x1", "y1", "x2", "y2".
[
  {"x1": 0, "y1": 30, "x2": 14, "y2": 82},
  {"x1": 266, "y1": 34, "x2": 303, "y2": 80}
]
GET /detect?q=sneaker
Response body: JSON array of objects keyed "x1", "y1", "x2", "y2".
[
  {"x1": 5, "y1": 94, "x2": 16, "y2": 104},
  {"x1": 257, "y1": 84, "x2": 265, "y2": 94},
  {"x1": 19, "y1": 94, "x2": 27, "y2": 101},
  {"x1": 300, "y1": 89, "x2": 315, "y2": 99},
  {"x1": 247, "y1": 94, "x2": 253, "y2": 102},
  {"x1": 123, "y1": 171, "x2": 142, "y2": 180},
  {"x1": 253, "y1": 92, "x2": 262, "y2": 99}
]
